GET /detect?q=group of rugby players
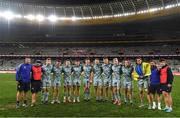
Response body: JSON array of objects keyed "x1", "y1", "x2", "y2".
[{"x1": 15, "y1": 57, "x2": 174, "y2": 113}]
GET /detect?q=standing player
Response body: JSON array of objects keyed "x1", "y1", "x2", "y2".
[
  {"x1": 122, "y1": 59, "x2": 134, "y2": 105},
  {"x1": 42, "y1": 58, "x2": 53, "y2": 104},
  {"x1": 83, "y1": 58, "x2": 93, "y2": 101},
  {"x1": 159, "y1": 59, "x2": 174, "y2": 113},
  {"x1": 31, "y1": 60, "x2": 43, "y2": 107},
  {"x1": 16, "y1": 57, "x2": 32, "y2": 108},
  {"x1": 62, "y1": 59, "x2": 73, "y2": 103},
  {"x1": 102, "y1": 57, "x2": 113, "y2": 101},
  {"x1": 72, "y1": 59, "x2": 83, "y2": 103},
  {"x1": 92, "y1": 58, "x2": 103, "y2": 101},
  {"x1": 111, "y1": 58, "x2": 122, "y2": 106},
  {"x1": 149, "y1": 60, "x2": 161, "y2": 110},
  {"x1": 51, "y1": 59, "x2": 63, "y2": 104},
  {"x1": 133, "y1": 57, "x2": 151, "y2": 108}
]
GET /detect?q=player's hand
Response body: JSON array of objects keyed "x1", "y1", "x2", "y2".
[
  {"x1": 138, "y1": 76, "x2": 144, "y2": 79},
  {"x1": 167, "y1": 84, "x2": 172, "y2": 87},
  {"x1": 90, "y1": 80, "x2": 92, "y2": 84}
]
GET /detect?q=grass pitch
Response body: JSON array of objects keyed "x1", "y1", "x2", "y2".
[{"x1": 0, "y1": 73, "x2": 180, "y2": 117}]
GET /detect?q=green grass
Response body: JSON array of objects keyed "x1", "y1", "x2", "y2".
[{"x1": 0, "y1": 73, "x2": 180, "y2": 117}]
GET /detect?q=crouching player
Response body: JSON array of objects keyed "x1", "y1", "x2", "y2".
[
  {"x1": 112, "y1": 58, "x2": 122, "y2": 106},
  {"x1": 42, "y1": 58, "x2": 53, "y2": 104},
  {"x1": 92, "y1": 58, "x2": 103, "y2": 101},
  {"x1": 51, "y1": 59, "x2": 62, "y2": 104},
  {"x1": 62, "y1": 59, "x2": 73, "y2": 103},
  {"x1": 31, "y1": 60, "x2": 43, "y2": 107},
  {"x1": 159, "y1": 59, "x2": 174, "y2": 113},
  {"x1": 16, "y1": 57, "x2": 32, "y2": 108},
  {"x1": 83, "y1": 58, "x2": 93, "y2": 101},
  {"x1": 149, "y1": 60, "x2": 162, "y2": 110},
  {"x1": 122, "y1": 59, "x2": 134, "y2": 105},
  {"x1": 72, "y1": 59, "x2": 83, "y2": 103}
]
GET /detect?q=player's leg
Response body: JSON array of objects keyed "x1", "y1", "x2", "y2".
[
  {"x1": 116, "y1": 81, "x2": 121, "y2": 106},
  {"x1": 138, "y1": 80, "x2": 144, "y2": 107},
  {"x1": 67, "y1": 82, "x2": 72, "y2": 102},
  {"x1": 63, "y1": 81, "x2": 67, "y2": 103},
  {"x1": 22, "y1": 83, "x2": 30, "y2": 107},
  {"x1": 99, "y1": 79, "x2": 103, "y2": 101},
  {"x1": 73, "y1": 84, "x2": 76, "y2": 103},
  {"x1": 94, "y1": 80, "x2": 98, "y2": 101},
  {"x1": 55, "y1": 83, "x2": 61, "y2": 104},
  {"x1": 144, "y1": 79, "x2": 151, "y2": 109},
  {"x1": 76, "y1": 85, "x2": 80, "y2": 102},
  {"x1": 16, "y1": 83, "x2": 23, "y2": 108},
  {"x1": 51, "y1": 80, "x2": 56, "y2": 104}
]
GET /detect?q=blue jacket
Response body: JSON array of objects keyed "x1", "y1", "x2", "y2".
[
  {"x1": 16, "y1": 63, "x2": 32, "y2": 83},
  {"x1": 150, "y1": 67, "x2": 160, "y2": 85}
]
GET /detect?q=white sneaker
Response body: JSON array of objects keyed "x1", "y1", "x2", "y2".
[
  {"x1": 22, "y1": 103, "x2": 28, "y2": 107},
  {"x1": 152, "y1": 104, "x2": 156, "y2": 109},
  {"x1": 63, "y1": 97, "x2": 66, "y2": 103},
  {"x1": 139, "y1": 103, "x2": 144, "y2": 108},
  {"x1": 56, "y1": 100, "x2": 61, "y2": 104},
  {"x1": 68, "y1": 97, "x2": 71, "y2": 103},
  {"x1": 77, "y1": 98, "x2": 80, "y2": 103},
  {"x1": 158, "y1": 106, "x2": 162, "y2": 110},
  {"x1": 73, "y1": 98, "x2": 76, "y2": 103},
  {"x1": 148, "y1": 105, "x2": 152, "y2": 110},
  {"x1": 51, "y1": 100, "x2": 55, "y2": 104}
]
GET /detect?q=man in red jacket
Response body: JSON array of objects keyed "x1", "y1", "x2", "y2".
[
  {"x1": 31, "y1": 60, "x2": 43, "y2": 107},
  {"x1": 159, "y1": 59, "x2": 174, "y2": 113}
]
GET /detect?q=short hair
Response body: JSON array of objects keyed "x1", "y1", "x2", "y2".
[
  {"x1": 136, "y1": 57, "x2": 142, "y2": 60},
  {"x1": 160, "y1": 58, "x2": 166, "y2": 62},
  {"x1": 103, "y1": 57, "x2": 108, "y2": 60},
  {"x1": 85, "y1": 58, "x2": 90, "y2": 61},
  {"x1": 46, "y1": 58, "x2": 51, "y2": 60},
  {"x1": 150, "y1": 60, "x2": 156, "y2": 64}
]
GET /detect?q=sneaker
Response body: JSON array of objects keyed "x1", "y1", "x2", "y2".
[
  {"x1": 73, "y1": 99, "x2": 76, "y2": 103},
  {"x1": 113, "y1": 100, "x2": 118, "y2": 105},
  {"x1": 165, "y1": 108, "x2": 172, "y2": 113},
  {"x1": 163, "y1": 107, "x2": 169, "y2": 111},
  {"x1": 77, "y1": 98, "x2": 80, "y2": 103},
  {"x1": 44, "y1": 101, "x2": 48, "y2": 104},
  {"x1": 68, "y1": 97, "x2": 72, "y2": 103},
  {"x1": 158, "y1": 106, "x2": 162, "y2": 110},
  {"x1": 139, "y1": 103, "x2": 145, "y2": 108},
  {"x1": 148, "y1": 105, "x2": 152, "y2": 110},
  {"x1": 22, "y1": 103, "x2": 28, "y2": 108},
  {"x1": 56, "y1": 100, "x2": 61, "y2": 104},
  {"x1": 16, "y1": 104, "x2": 20, "y2": 109},
  {"x1": 51, "y1": 100, "x2": 55, "y2": 104},
  {"x1": 152, "y1": 105, "x2": 156, "y2": 110},
  {"x1": 30, "y1": 104, "x2": 35, "y2": 107},
  {"x1": 117, "y1": 101, "x2": 122, "y2": 106},
  {"x1": 63, "y1": 97, "x2": 66, "y2": 103}
]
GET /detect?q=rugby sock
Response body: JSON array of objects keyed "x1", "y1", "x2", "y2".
[
  {"x1": 117, "y1": 92, "x2": 120, "y2": 101},
  {"x1": 42, "y1": 92, "x2": 46, "y2": 102},
  {"x1": 158, "y1": 102, "x2": 161, "y2": 108},
  {"x1": 45, "y1": 92, "x2": 49, "y2": 101},
  {"x1": 153, "y1": 102, "x2": 156, "y2": 107}
]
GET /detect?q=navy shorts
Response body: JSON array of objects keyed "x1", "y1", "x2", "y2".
[
  {"x1": 17, "y1": 81, "x2": 30, "y2": 92},
  {"x1": 149, "y1": 84, "x2": 161, "y2": 95},
  {"x1": 160, "y1": 84, "x2": 172, "y2": 93},
  {"x1": 31, "y1": 80, "x2": 42, "y2": 93}
]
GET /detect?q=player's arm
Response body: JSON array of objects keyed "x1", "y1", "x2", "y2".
[{"x1": 167, "y1": 67, "x2": 174, "y2": 87}]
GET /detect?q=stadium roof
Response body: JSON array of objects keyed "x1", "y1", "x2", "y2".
[{"x1": 1, "y1": 0, "x2": 121, "y2": 5}]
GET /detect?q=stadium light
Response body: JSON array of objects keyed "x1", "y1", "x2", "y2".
[
  {"x1": 3, "y1": 11, "x2": 14, "y2": 20},
  {"x1": 71, "y1": 16, "x2": 77, "y2": 21},
  {"x1": 36, "y1": 14, "x2": 45, "y2": 22},
  {"x1": 48, "y1": 15, "x2": 58, "y2": 22},
  {"x1": 14, "y1": 14, "x2": 22, "y2": 19},
  {"x1": 24, "y1": 14, "x2": 35, "y2": 21}
]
